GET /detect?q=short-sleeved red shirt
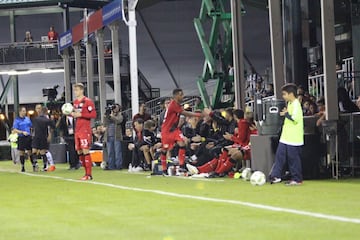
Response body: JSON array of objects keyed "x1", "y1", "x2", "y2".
[
  {"x1": 73, "y1": 96, "x2": 96, "y2": 133},
  {"x1": 161, "y1": 100, "x2": 183, "y2": 133}
]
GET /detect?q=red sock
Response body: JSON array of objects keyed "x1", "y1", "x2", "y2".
[
  {"x1": 178, "y1": 147, "x2": 186, "y2": 167},
  {"x1": 215, "y1": 151, "x2": 229, "y2": 172},
  {"x1": 198, "y1": 158, "x2": 218, "y2": 173},
  {"x1": 220, "y1": 150, "x2": 229, "y2": 160},
  {"x1": 79, "y1": 154, "x2": 85, "y2": 167},
  {"x1": 84, "y1": 154, "x2": 92, "y2": 176},
  {"x1": 160, "y1": 151, "x2": 167, "y2": 172},
  {"x1": 215, "y1": 158, "x2": 236, "y2": 174}
]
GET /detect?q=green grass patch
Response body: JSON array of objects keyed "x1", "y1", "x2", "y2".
[{"x1": 0, "y1": 161, "x2": 359, "y2": 240}]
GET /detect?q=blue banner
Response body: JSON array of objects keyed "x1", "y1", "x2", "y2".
[
  {"x1": 58, "y1": 30, "x2": 72, "y2": 52},
  {"x1": 102, "y1": 0, "x2": 122, "y2": 26}
]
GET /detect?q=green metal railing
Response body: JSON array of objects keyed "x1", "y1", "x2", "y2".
[{"x1": 195, "y1": 0, "x2": 235, "y2": 109}]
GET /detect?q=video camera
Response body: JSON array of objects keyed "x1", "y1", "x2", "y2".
[
  {"x1": 105, "y1": 104, "x2": 116, "y2": 116},
  {"x1": 42, "y1": 85, "x2": 59, "y2": 102}
]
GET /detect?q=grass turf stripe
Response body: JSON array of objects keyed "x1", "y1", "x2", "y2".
[{"x1": 4, "y1": 169, "x2": 360, "y2": 225}]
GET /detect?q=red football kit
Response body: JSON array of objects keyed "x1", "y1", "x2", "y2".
[
  {"x1": 161, "y1": 100, "x2": 184, "y2": 150},
  {"x1": 231, "y1": 119, "x2": 251, "y2": 146},
  {"x1": 231, "y1": 119, "x2": 252, "y2": 160},
  {"x1": 73, "y1": 96, "x2": 96, "y2": 151},
  {"x1": 160, "y1": 99, "x2": 188, "y2": 170}
]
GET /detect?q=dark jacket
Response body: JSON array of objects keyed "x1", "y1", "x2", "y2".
[
  {"x1": 56, "y1": 115, "x2": 75, "y2": 139},
  {"x1": 104, "y1": 112, "x2": 124, "y2": 141},
  {"x1": 143, "y1": 129, "x2": 159, "y2": 147}
]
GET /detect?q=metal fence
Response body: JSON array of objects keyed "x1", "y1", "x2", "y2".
[
  {"x1": 308, "y1": 57, "x2": 356, "y2": 100},
  {"x1": 0, "y1": 41, "x2": 61, "y2": 65}
]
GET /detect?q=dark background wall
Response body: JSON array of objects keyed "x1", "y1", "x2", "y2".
[{"x1": 0, "y1": 0, "x2": 271, "y2": 103}]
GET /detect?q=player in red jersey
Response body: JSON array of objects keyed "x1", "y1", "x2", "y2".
[
  {"x1": 160, "y1": 88, "x2": 210, "y2": 174},
  {"x1": 71, "y1": 83, "x2": 97, "y2": 180}
]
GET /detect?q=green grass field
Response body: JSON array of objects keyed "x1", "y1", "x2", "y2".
[{"x1": 0, "y1": 160, "x2": 359, "y2": 240}]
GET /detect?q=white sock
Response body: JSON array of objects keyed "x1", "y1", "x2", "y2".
[{"x1": 46, "y1": 152, "x2": 55, "y2": 165}]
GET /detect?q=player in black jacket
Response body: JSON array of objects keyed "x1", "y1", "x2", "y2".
[{"x1": 31, "y1": 107, "x2": 55, "y2": 171}]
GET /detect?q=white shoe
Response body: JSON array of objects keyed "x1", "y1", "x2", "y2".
[
  {"x1": 270, "y1": 177, "x2": 282, "y2": 184},
  {"x1": 186, "y1": 163, "x2": 199, "y2": 175},
  {"x1": 128, "y1": 164, "x2": 133, "y2": 172},
  {"x1": 132, "y1": 166, "x2": 144, "y2": 172},
  {"x1": 191, "y1": 173, "x2": 209, "y2": 178}
]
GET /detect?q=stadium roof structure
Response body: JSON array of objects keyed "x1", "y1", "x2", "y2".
[
  {"x1": 0, "y1": 0, "x2": 163, "y2": 10},
  {"x1": 0, "y1": 0, "x2": 110, "y2": 9}
]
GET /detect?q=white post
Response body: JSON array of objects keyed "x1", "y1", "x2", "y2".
[
  {"x1": 96, "y1": 29, "x2": 107, "y2": 123},
  {"x1": 84, "y1": 9, "x2": 94, "y2": 100},
  {"x1": 110, "y1": 22, "x2": 122, "y2": 105},
  {"x1": 86, "y1": 42, "x2": 94, "y2": 100},
  {"x1": 268, "y1": 0, "x2": 285, "y2": 98},
  {"x1": 127, "y1": 0, "x2": 139, "y2": 117},
  {"x1": 320, "y1": 0, "x2": 338, "y2": 121},
  {"x1": 63, "y1": 49, "x2": 72, "y2": 103},
  {"x1": 73, "y1": 44, "x2": 82, "y2": 84},
  {"x1": 231, "y1": 0, "x2": 245, "y2": 109}
]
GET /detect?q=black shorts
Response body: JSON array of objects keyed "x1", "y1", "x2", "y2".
[
  {"x1": 31, "y1": 137, "x2": 49, "y2": 150},
  {"x1": 18, "y1": 136, "x2": 32, "y2": 151}
]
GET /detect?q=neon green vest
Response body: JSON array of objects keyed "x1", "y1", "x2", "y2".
[
  {"x1": 280, "y1": 99, "x2": 304, "y2": 146},
  {"x1": 8, "y1": 133, "x2": 18, "y2": 149}
]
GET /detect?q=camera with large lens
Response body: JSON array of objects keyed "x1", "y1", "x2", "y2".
[{"x1": 105, "y1": 104, "x2": 116, "y2": 116}]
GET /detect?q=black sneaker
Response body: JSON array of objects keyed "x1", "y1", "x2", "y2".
[
  {"x1": 207, "y1": 172, "x2": 218, "y2": 178},
  {"x1": 21, "y1": 167, "x2": 25, "y2": 172},
  {"x1": 143, "y1": 164, "x2": 151, "y2": 171},
  {"x1": 218, "y1": 172, "x2": 227, "y2": 178}
]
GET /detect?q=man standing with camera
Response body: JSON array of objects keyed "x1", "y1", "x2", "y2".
[{"x1": 104, "y1": 104, "x2": 124, "y2": 170}]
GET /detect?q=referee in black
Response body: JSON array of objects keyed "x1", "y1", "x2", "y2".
[
  {"x1": 31, "y1": 106, "x2": 55, "y2": 171},
  {"x1": 13, "y1": 107, "x2": 33, "y2": 172}
]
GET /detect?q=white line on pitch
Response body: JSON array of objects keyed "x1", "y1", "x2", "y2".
[
  {"x1": 3, "y1": 170, "x2": 360, "y2": 225},
  {"x1": 98, "y1": 169, "x2": 225, "y2": 182}
]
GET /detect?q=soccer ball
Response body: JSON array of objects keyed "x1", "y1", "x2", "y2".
[
  {"x1": 100, "y1": 161, "x2": 107, "y2": 169},
  {"x1": 61, "y1": 103, "x2": 73, "y2": 115},
  {"x1": 250, "y1": 171, "x2": 266, "y2": 186},
  {"x1": 241, "y1": 168, "x2": 252, "y2": 181}
]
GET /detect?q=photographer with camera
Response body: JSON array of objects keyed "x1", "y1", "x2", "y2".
[{"x1": 103, "y1": 103, "x2": 124, "y2": 170}]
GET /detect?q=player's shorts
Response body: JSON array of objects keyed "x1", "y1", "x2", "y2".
[
  {"x1": 18, "y1": 136, "x2": 32, "y2": 151},
  {"x1": 75, "y1": 132, "x2": 92, "y2": 151},
  {"x1": 31, "y1": 136, "x2": 49, "y2": 150},
  {"x1": 161, "y1": 129, "x2": 185, "y2": 150}
]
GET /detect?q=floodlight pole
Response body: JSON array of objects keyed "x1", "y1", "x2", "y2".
[{"x1": 124, "y1": 0, "x2": 139, "y2": 117}]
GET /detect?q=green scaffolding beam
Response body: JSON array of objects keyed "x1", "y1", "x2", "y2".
[{"x1": 195, "y1": 0, "x2": 243, "y2": 109}]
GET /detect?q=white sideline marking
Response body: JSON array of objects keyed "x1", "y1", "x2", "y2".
[
  {"x1": 2, "y1": 169, "x2": 360, "y2": 224},
  {"x1": 108, "y1": 170, "x2": 225, "y2": 182}
]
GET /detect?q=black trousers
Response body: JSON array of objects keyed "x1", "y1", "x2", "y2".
[
  {"x1": 64, "y1": 136, "x2": 79, "y2": 168},
  {"x1": 131, "y1": 147, "x2": 145, "y2": 168}
]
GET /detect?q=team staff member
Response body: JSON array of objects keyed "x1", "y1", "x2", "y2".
[
  {"x1": 72, "y1": 83, "x2": 96, "y2": 180},
  {"x1": 31, "y1": 106, "x2": 55, "y2": 171},
  {"x1": 13, "y1": 107, "x2": 34, "y2": 172},
  {"x1": 56, "y1": 113, "x2": 79, "y2": 170}
]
